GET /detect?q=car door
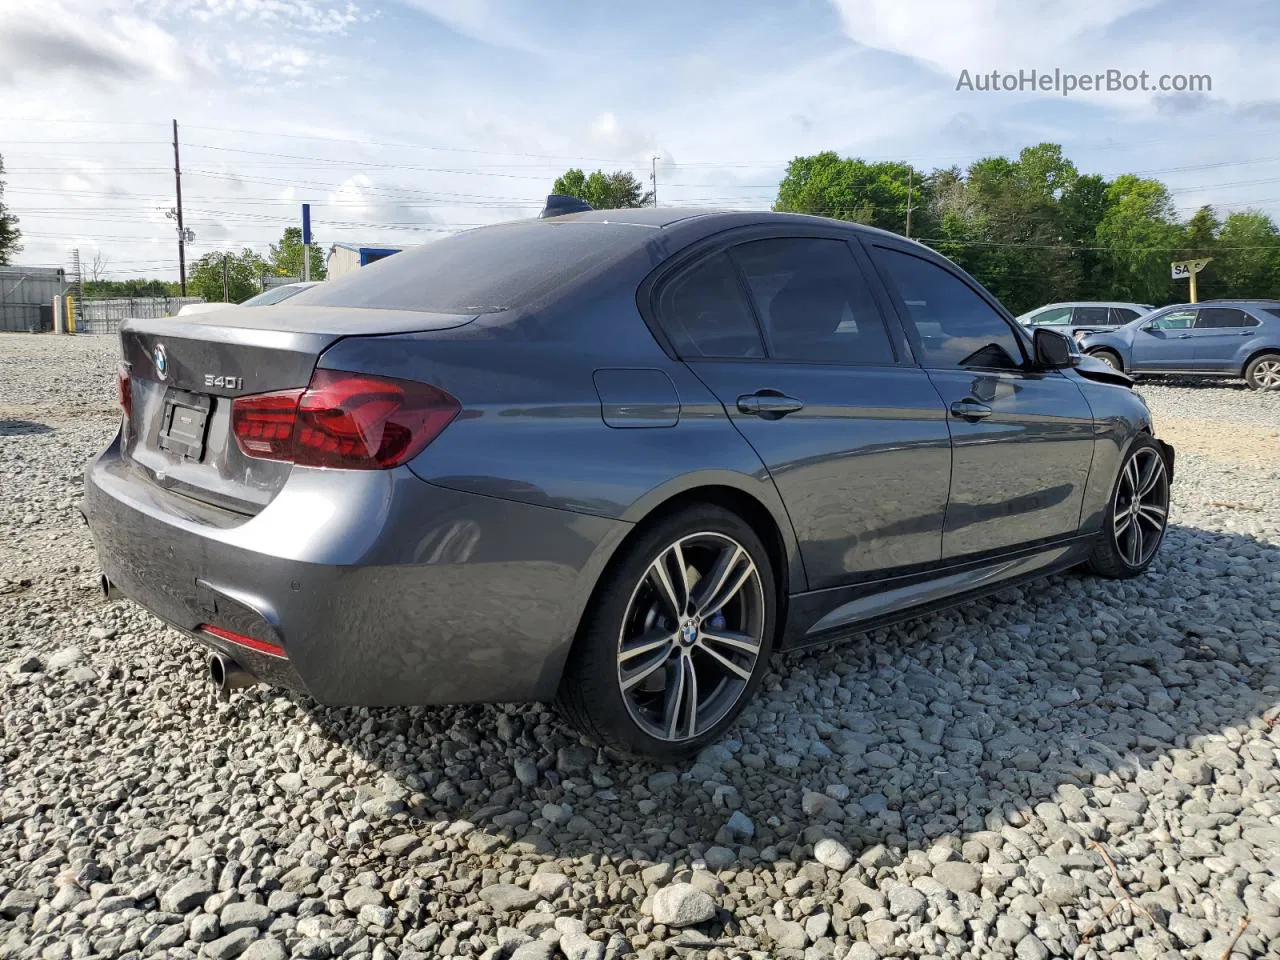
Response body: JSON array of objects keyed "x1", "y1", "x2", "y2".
[
  {"x1": 1069, "y1": 305, "x2": 1110, "y2": 337},
  {"x1": 1026, "y1": 306, "x2": 1072, "y2": 329},
  {"x1": 1191, "y1": 307, "x2": 1259, "y2": 370},
  {"x1": 651, "y1": 231, "x2": 951, "y2": 590},
  {"x1": 865, "y1": 241, "x2": 1095, "y2": 560},
  {"x1": 1129, "y1": 309, "x2": 1197, "y2": 369}
]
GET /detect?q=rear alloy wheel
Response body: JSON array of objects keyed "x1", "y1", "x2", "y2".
[
  {"x1": 558, "y1": 506, "x2": 775, "y2": 759},
  {"x1": 1086, "y1": 438, "x2": 1170, "y2": 579},
  {"x1": 1244, "y1": 354, "x2": 1280, "y2": 391}
]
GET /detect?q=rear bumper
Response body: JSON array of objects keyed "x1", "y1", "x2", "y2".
[{"x1": 84, "y1": 433, "x2": 629, "y2": 705}]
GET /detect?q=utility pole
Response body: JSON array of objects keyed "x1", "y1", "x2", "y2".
[
  {"x1": 222, "y1": 254, "x2": 229, "y2": 302},
  {"x1": 651, "y1": 156, "x2": 659, "y2": 207},
  {"x1": 172, "y1": 119, "x2": 188, "y2": 296},
  {"x1": 904, "y1": 168, "x2": 914, "y2": 239}
]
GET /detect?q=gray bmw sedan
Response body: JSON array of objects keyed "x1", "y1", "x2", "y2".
[{"x1": 85, "y1": 201, "x2": 1174, "y2": 759}]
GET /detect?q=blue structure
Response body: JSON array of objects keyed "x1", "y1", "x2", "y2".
[{"x1": 327, "y1": 241, "x2": 405, "y2": 278}]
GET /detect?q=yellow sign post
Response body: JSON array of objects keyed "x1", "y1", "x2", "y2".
[{"x1": 1171, "y1": 258, "x2": 1212, "y2": 303}]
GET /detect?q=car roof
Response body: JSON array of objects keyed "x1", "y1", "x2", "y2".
[
  {"x1": 1031, "y1": 301, "x2": 1152, "y2": 309},
  {"x1": 1155, "y1": 300, "x2": 1280, "y2": 310},
  {"x1": 537, "y1": 206, "x2": 921, "y2": 243}
]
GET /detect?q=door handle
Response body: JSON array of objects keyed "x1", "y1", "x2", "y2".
[
  {"x1": 1240, "y1": 331, "x2": 1255, "y2": 336},
  {"x1": 950, "y1": 399, "x2": 992, "y2": 421},
  {"x1": 737, "y1": 391, "x2": 804, "y2": 419},
  {"x1": 1176, "y1": 334, "x2": 1192, "y2": 339}
]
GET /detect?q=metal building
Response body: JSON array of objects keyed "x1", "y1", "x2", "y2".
[
  {"x1": 325, "y1": 242, "x2": 403, "y2": 280},
  {"x1": 0, "y1": 266, "x2": 65, "y2": 333}
]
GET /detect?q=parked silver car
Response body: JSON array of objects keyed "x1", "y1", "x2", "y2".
[{"x1": 1017, "y1": 301, "x2": 1154, "y2": 340}]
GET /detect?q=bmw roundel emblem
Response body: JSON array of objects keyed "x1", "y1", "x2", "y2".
[{"x1": 152, "y1": 343, "x2": 168, "y2": 380}]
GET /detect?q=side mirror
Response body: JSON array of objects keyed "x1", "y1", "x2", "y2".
[{"x1": 1033, "y1": 327, "x2": 1079, "y2": 370}]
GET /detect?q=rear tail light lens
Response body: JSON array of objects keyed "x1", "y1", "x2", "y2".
[
  {"x1": 231, "y1": 370, "x2": 459, "y2": 470},
  {"x1": 231, "y1": 388, "x2": 305, "y2": 459},
  {"x1": 117, "y1": 364, "x2": 132, "y2": 421}
]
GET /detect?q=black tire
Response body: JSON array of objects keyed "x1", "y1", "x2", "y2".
[
  {"x1": 1086, "y1": 435, "x2": 1171, "y2": 579},
  {"x1": 1243, "y1": 352, "x2": 1280, "y2": 391},
  {"x1": 557, "y1": 504, "x2": 777, "y2": 760},
  {"x1": 1089, "y1": 348, "x2": 1123, "y2": 372}
]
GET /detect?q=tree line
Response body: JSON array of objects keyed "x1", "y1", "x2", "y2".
[{"x1": 771, "y1": 143, "x2": 1280, "y2": 314}]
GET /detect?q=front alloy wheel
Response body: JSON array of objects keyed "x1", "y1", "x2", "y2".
[
  {"x1": 617, "y1": 532, "x2": 765, "y2": 743},
  {"x1": 1112, "y1": 446, "x2": 1170, "y2": 567},
  {"x1": 1087, "y1": 438, "x2": 1171, "y2": 578}
]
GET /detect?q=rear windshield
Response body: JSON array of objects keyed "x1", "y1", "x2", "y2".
[{"x1": 293, "y1": 220, "x2": 652, "y2": 314}]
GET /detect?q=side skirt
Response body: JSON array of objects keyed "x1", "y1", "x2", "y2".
[{"x1": 779, "y1": 535, "x2": 1095, "y2": 651}]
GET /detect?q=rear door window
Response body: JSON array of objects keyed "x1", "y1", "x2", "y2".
[
  {"x1": 1071, "y1": 306, "x2": 1110, "y2": 326},
  {"x1": 729, "y1": 238, "x2": 896, "y2": 365},
  {"x1": 656, "y1": 253, "x2": 765, "y2": 359},
  {"x1": 1195, "y1": 308, "x2": 1249, "y2": 329},
  {"x1": 1109, "y1": 307, "x2": 1140, "y2": 324}
]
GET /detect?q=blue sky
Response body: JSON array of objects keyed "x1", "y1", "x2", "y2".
[{"x1": 1, "y1": 0, "x2": 1278, "y2": 279}]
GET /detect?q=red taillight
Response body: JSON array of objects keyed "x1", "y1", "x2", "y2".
[
  {"x1": 117, "y1": 364, "x2": 132, "y2": 420},
  {"x1": 231, "y1": 388, "x2": 305, "y2": 459},
  {"x1": 231, "y1": 370, "x2": 459, "y2": 470}
]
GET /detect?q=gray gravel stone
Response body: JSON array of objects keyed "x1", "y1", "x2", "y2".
[
  {"x1": 479, "y1": 883, "x2": 542, "y2": 912},
  {"x1": 161, "y1": 876, "x2": 214, "y2": 914},
  {"x1": 238, "y1": 941, "x2": 286, "y2": 960},
  {"x1": 201, "y1": 927, "x2": 258, "y2": 960},
  {"x1": 649, "y1": 883, "x2": 716, "y2": 927},
  {"x1": 932, "y1": 860, "x2": 980, "y2": 894},
  {"x1": 813, "y1": 838, "x2": 853, "y2": 872}
]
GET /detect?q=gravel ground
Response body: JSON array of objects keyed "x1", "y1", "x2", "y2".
[{"x1": 2, "y1": 332, "x2": 1278, "y2": 960}]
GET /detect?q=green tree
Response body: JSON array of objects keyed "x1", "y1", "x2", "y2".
[
  {"x1": 1059, "y1": 173, "x2": 1113, "y2": 299},
  {"x1": 0, "y1": 154, "x2": 21, "y2": 266},
  {"x1": 84, "y1": 278, "x2": 181, "y2": 298},
  {"x1": 1216, "y1": 211, "x2": 1280, "y2": 298},
  {"x1": 552, "y1": 168, "x2": 652, "y2": 209},
  {"x1": 774, "y1": 152, "x2": 930, "y2": 235},
  {"x1": 1095, "y1": 175, "x2": 1183, "y2": 305},
  {"x1": 189, "y1": 249, "x2": 269, "y2": 303},
  {"x1": 268, "y1": 226, "x2": 326, "y2": 280}
]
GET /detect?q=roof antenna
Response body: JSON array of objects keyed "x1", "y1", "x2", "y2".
[{"x1": 539, "y1": 194, "x2": 593, "y2": 219}]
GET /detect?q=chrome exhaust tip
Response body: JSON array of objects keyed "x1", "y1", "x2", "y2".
[
  {"x1": 99, "y1": 574, "x2": 121, "y2": 601},
  {"x1": 209, "y1": 654, "x2": 258, "y2": 701}
]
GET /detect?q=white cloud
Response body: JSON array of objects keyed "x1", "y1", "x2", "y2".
[
  {"x1": 0, "y1": 2, "x2": 200, "y2": 85},
  {"x1": 828, "y1": 0, "x2": 1159, "y2": 74},
  {"x1": 393, "y1": 0, "x2": 540, "y2": 53}
]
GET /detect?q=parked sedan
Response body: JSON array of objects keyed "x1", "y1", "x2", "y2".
[
  {"x1": 1079, "y1": 300, "x2": 1280, "y2": 390},
  {"x1": 1017, "y1": 301, "x2": 1153, "y2": 340},
  {"x1": 84, "y1": 202, "x2": 1175, "y2": 759}
]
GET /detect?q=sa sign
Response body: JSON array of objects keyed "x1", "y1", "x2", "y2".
[{"x1": 1171, "y1": 258, "x2": 1211, "y2": 279}]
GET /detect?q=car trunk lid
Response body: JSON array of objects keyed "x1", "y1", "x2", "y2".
[{"x1": 118, "y1": 306, "x2": 477, "y2": 515}]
